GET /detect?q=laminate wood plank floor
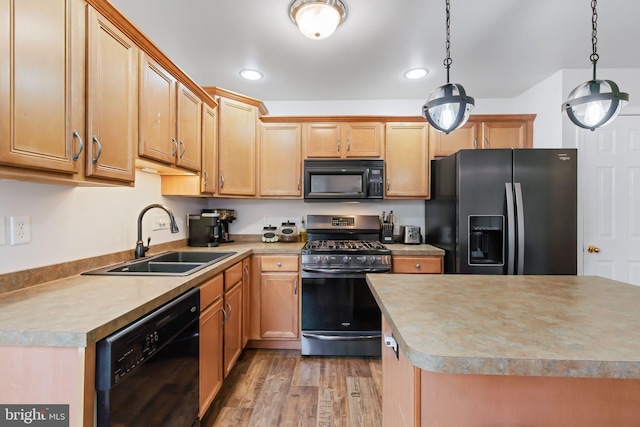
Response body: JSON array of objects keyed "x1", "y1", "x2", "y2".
[{"x1": 202, "y1": 349, "x2": 382, "y2": 427}]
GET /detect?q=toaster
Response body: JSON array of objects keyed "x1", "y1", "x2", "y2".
[{"x1": 403, "y1": 226, "x2": 421, "y2": 244}]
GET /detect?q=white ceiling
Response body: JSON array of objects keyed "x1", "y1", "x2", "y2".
[{"x1": 109, "y1": 0, "x2": 640, "y2": 102}]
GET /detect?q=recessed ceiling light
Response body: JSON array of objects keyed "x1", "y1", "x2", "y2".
[
  {"x1": 404, "y1": 68, "x2": 429, "y2": 80},
  {"x1": 239, "y1": 69, "x2": 263, "y2": 81}
]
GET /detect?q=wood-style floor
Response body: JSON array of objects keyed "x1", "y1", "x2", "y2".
[{"x1": 201, "y1": 349, "x2": 382, "y2": 427}]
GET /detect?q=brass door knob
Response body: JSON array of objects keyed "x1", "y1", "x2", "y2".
[{"x1": 587, "y1": 245, "x2": 601, "y2": 253}]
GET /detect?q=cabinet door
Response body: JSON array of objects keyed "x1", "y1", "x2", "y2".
[
  {"x1": 259, "y1": 123, "x2": 302, "y2": 197},
  {"x1": 382, "y1": 316, "x2": 419, "y2": 427},
  {"x1": 344, "y1": 122, "x2": 384, "y2": 158},
  {"x1": 176, "y1": 83, "x2": 202, "y2": 172},
  {"x1": 0, "y1": 0, "x2": 83, "y2": 174},
  {"x1": 223, "y1": 282, "x2": 242, "y2": 378},
  {"x1": 304, "y1": 123, "x2": 342, "y2": 158},
  {"x1": 481, "y1": 119, "x2": 531, "y2": 149},
  {"x1": 201, "y1": 104, "x2": 217, "y2": 194},
  {"x1": 260, "y1": 273, "x2": 299, "y2": 339},
  {"x1": 385, "y1": 122, "x2": 430, "y2": 198},
  {"x1": 242, "y1": 257, "x2": 251, "y2": 348},
  {"x1": 199, "y1": 298, "x2": 223, "y2": 418},
  {"x1": 139, "y1": 53, "x2": 177, "y2": 164},
  {"x1": 431, "y1": 120, "x2": 479, "y2": 157},
  {"x1": 217, "y1": 97, "x2": 257, "y2": 195},
  {"x1": 85, "y1": 7, "x2": 137, "y2": 182}
]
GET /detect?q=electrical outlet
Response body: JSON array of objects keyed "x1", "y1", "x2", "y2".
[
  {"x1": 0, "y1": 216, "x2": 5, "y2": 246},
  {"x1": 10, "y1": 216, "x2": 31, "y2": 245},
  {"x1": 153, "y1": 214, "x2": 170, "y2": 231}
]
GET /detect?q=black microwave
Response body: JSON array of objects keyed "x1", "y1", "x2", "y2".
[{"x1": 303, "y1": 159, "x2": 384, "y2": 201}]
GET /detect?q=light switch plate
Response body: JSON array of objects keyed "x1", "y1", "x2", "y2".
[{"x1": 0, "y1": 217, "x2": 5, "y2": 246}]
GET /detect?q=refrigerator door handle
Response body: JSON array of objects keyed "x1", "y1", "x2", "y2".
[
  {"x1": 514, "y1": 182, "x2": 525, "y2": 275},
  {"x1": 505, "y1": 182, "x2": 516, "y2": 275}
]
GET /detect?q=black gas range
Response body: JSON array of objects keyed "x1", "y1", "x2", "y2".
[{"x1": 300, "y1": 215, "x2": 389, "y2": 357}]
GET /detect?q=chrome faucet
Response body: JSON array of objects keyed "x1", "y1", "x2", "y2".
[{"x1": 135, "y1": 204, "x2": 179, "y2": 258}]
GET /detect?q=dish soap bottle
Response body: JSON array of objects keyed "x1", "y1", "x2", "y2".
[{"x1": 299, "y1": 219, "x2": 307, "y2": 242}]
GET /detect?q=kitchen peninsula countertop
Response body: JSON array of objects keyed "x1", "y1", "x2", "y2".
[
  {"x1": 0, "y1": 242, "x2": 443, "y2": 348},
  {"x1": 367, "y1": 274, "x2": 640, "y2": 379}
]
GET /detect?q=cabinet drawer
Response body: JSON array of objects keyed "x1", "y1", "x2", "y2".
[
  {"x1": 393, "y1": 256, "x2": 443, "y2": 274},
  {"x1": 200, "y1": 274, "x2": 223, "y2": 310},
  {"x1": 261, "y1": 256, "x2": 299, "y2": 272},
  {"x1": 224, "y1": 262, "x2": 243, "y2": 290}
]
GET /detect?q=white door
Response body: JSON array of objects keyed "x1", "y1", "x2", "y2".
[{"x1": 580, "y1": 115, "x2": 640, "y2": 286}]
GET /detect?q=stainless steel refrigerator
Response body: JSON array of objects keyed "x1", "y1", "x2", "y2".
[{"x1": 425, "y1": 149, "x2": 577, "y2": 275}]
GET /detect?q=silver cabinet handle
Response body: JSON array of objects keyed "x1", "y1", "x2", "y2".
[
  {"x1": 244, "y1": 265, "x2": 249, "y2": 280},
  {"x1": 473, "y1": 137, "x2": 477, "y2": 149},
  {"x1": 484, "y1": 137, "x2": 489, "y2": 148},
  {"x1": 387, "y1": 177, "x2": 391, "y2": 191},
  {"x1": 203, "y1": 170, "x2": 209, "y2": 185},
  {"x1": 294, "y1": 279, "x2": 298, "y2": 295},
  {"x1": 337, "y1": 139, "x2": 341, "y2": 152},
  {"x1": 226, "y1": 301, "x2": 233, "y2": 318},
  {"x1": 179, "y1": 140, "x2": 186, "y2": 158},
  {"x1": 221, "y1": 306, "x2": 228, "y2": 326},
  {"x1": 220, "y1": 174, "x2": 225, "y2": 188},
  {"x1": 91, "y1": 136, "x2": 102, "y2": 164},
  {"x1": 297, "y1": 177, "x2": 301, "y2": 191},
  {"x1": 347, "y1": 138, "x2": 351, "y2": 152},
  {"x1": 72, "y1": 130, "x2": 83, "y2": 161},
  {"x1": 171, "y1": 138, "x2": 178, "y2": 156}
]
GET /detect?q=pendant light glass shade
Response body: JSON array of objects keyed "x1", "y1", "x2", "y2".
[
  {"x1": 289, "y1": 0, "x2": 347, "y2": 40},
  {"x1": 423, "y1": 83, "x2": 474, "y2": 134},
  {"x1": 562, "y1": 79, "x2": 629, "y2": 130}
]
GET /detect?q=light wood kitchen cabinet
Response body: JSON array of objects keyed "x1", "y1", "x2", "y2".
[
  {"x1": 431, "y1": 114, "x2": 535, "y2": 157},
  {"x1": 392, "y1": 256, "x2": 443, "y2": 274},
  {"x1": 223, "y1": 262, "x2": 244, "y2": 377},
  {"x1": 0, "y1": 0, "x2": 84, "y2": 176},
  {"x1": 382, "y1": 316, "x2": 420, "y2": 427},
  {"x1": 385, "y1": 122, "x2": 430, "y2": 198},
  {"x1": 259, "y1": 122, "x2": 302, "y2": 197},
  {"x1": 201, "y1": 103, "x2": 218, "y2": 194},
  {"x1": 259, "y1": 255, "x2": 299, "y2": 339},
  {"x1": 138, "y1": 53, "x2": 202, "y2": 172},
  {"x1": 85, "y1": 7, "x2": 137, "y2": 183},
  {"x1": 242, "y1": 257, "x2": 251, "y2": 348},
  {"x1": 304, "y1": 122, "x2": 384, "y2": 158},
  {"x1": 215, "y1": 96, "x2": 258, "y2": 196},
  {"x1": 199, "y1": 274, "x2": 224, "y2": 418}
]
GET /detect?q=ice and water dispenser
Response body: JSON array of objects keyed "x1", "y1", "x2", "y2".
[{"x1": 468, "y1": 215, "x2": 504, "y2": 265}]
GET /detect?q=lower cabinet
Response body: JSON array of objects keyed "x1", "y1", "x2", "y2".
[
  {"x1": 392, "y1": 256, "x2": 443, "y2": 274},
  {"x1": 198, "y1": 274, "x2": 224, "y2": 418},
  {"x1": 223, "y1": 262, "x2": 244, "y2": 378}
]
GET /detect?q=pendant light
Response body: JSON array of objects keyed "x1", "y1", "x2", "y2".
[
  {"x1": 289, "y1": 0, "x2": 347, "y2": 40},
  {"x1": 423, "y1": 0, "x2": 474, "y2": 134},
  {"x1": 562, "y1": 0, "x2": 629, "y2": 131}
]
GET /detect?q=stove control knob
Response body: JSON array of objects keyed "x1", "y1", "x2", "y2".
[
  {"x1": 314, "y1": 256, "x2": 322, "y2": 264},
  {"x1": 369, "y1": 256, "x2": 378, "y2": 264},
  {"x1": 342, "y1": 256, "x2": 350, "y2": 264},
  {"x1": 357, "y1": 256, "x2": 367, "y2": 264}
]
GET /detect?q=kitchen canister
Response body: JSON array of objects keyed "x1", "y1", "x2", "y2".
[
  {"x1": 279, "y1": 221, "x2": 298, "y2": 243},
  {"x1": 261, "y1": 226, "x2": 279, "y2": 243}
]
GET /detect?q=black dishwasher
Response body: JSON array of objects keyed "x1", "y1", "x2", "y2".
[{"x1": 96, "y1": 287, "x2": 200, "y2": 427}]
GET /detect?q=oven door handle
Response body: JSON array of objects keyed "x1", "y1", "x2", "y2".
[
  {"x1": 302, "y1": 267, "x2": 390, "y2": 274},
  {"x1": 302, "y1": 332, "x2": 382, "y2": 341}
]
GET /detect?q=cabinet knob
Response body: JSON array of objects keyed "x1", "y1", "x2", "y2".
[
  {"x1": 277, "y1": 262, "x2": 282, "y2": 267},
  {"x1": 415, "y1": 264, "x2": 421, "y2": 269}
]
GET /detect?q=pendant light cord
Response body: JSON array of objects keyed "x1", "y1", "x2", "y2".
[
  {"x1": 444, "y1": 0, "x2": 452, "y2": 84},
  {"x1": 590, "y1": 0, "x2": 598, "y2": 80}
]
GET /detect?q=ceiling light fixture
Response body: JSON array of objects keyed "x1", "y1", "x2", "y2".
[
  {"x1": 422, "y1": 0, "x2": 474, "y2": 134},
  {"x1": 239, "y1": 69, "x2": 263, "y2": 81},
  {"x1": 289, "y1": 0, "x2": 347, "y2": 40},
  {"x1": 562, "y1": 0, "x2": 629, "y2": 131},
  {"x1": 404, "y1": 68, "x2": 429, "y2": 80}
]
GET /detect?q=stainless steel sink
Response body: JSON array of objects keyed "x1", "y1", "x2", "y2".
[{"x1": 82, "y1": 251, "x2": 236, "y2": 277}]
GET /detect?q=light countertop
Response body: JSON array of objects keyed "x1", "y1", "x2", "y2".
[{"x1": 367, "y1": 274, "x2": 640, "y2": 379}]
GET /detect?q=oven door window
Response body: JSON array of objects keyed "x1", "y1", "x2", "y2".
[{"x1": 301, "y1": 277, "x2": 381, "y2": 331}]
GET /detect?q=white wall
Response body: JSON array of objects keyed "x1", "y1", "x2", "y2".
[{"x1": 0, "y1": 172, "x2": 207, "y2": 274}]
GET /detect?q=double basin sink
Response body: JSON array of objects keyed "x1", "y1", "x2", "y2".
[{"x1": 82, "y1": 251, "x2": 236, "y2": 277}]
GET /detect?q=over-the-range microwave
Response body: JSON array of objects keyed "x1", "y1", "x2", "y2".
[{"x1": 303, "y1": 159, "x2": 384, "y2": 201}]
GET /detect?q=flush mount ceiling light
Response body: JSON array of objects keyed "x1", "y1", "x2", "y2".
[
  {"x1": 422, "y1": 0, "x2": 474, "y2": 134},
  {"x1": 562, "y1": 0, "x2": 629, "y2": 131},
  {"x1": 404, "y1": 68, "x2": 429, "y2": 80},
  {"x1": 239, "y1": 69, "x2": 263, "y2": 81},
  {"x1": 289, "y1": 0, "x2": 347, "y2": 40}
]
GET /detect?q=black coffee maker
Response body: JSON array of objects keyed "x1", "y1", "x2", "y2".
[{"x1": 188, "y1": 209, "x2": 236, "y2": 247}]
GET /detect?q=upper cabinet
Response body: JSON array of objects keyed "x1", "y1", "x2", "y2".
[
  {"x1": 85, "y1": 6, "x2": 137, "y2": 183},
  {"x1": 431, "y1": 114, "x2": 535, "y2": 157},
  {"x1": 139, "y1": 53, "x2": 202, "y2": 172},
  {"x1": 259, "y1": 123, "x2": 302, "y2": 197},
  {"x1": 201, "y1": 103, "x2": 218, "y2": 194},
  {"x1": 0, "y1": 0, "x2": 84, "y2": 176},
  {"x1": 304, "y1": 122, "x2": 384, "y2": 158},
  {"x1": 385, "y1": 122, "x2": 430, "y2": 199}
]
